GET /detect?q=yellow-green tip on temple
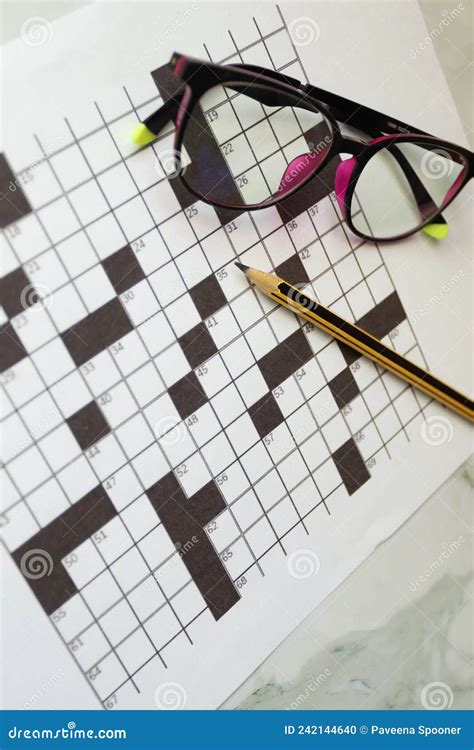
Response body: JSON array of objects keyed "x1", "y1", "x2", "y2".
[
  {"x1": 131, "y1": 123, "x2": 156, "y2": 147},
  {"x1": 422, "y1": 223, "x2": 449, "y2": 240}
]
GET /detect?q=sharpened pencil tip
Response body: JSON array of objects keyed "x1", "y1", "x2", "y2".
[{"x1": 234, "y1": 262, "x2": 249, "y2": 273}]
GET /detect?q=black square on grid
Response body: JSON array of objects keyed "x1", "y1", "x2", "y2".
[
  {"x1": 357, "y1": 291, "x2": 406, "y2": 341},
  {"x1": 179, "y1": 322, "x2": 217, "y2": 370},
  {"x1": 276, "y1": 159, "x2": 339, "y2": 224},
  {"x1": 259, "y1": 329, "x2": 313, "y2": 391},
  {"x1": 168, "y1": 371, "x2": 207, "y2": 419},
  {"x1": 338, "y1": 341, "x2": 359, "y2": 367},
  {"x1": 248, "y1": 392, "x2": 284, "y2": 439},
  {"x1": 0, "y1": 322, "x2": 27, "y2": 372},
  {"x1": 0, "y1": 153, "x2": 32, "y2": 228},
  {"x1": 332, "y1": 438, "x2": 370, "y2": 496},
  {"x1": 12, "y1": 485, "x2": 116, "y2": 615},
  {"x1": 67, "y1": 401, "x2": 110, "y2": 451},
  {"x1": 275, "y1": 254, "x2": 309, "y2": 286},
  {"x1": 327, "y1": 368, "x2": 359, "y2": 410},
  {"x1": 0, "y1": 267, "x2": 37, "y2": 318},
  {"x1": 102, "y1": 245, "x2": 146, "y2": 295},
  {"x1": 189, "y1": 275, "x2": 227, "y2": 320}
]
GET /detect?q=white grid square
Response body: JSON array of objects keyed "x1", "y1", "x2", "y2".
[
  {"x1": 145, "y1": 605, "x2": 181, "y2": 651},
  {"x1": 154, "y1": 342, "x2": 190, "y2": 388},
  {"x1": 86, "y1": 433, "x2": 126, "y2": 481},
  {"x1": 99, "y1": 599, "x2": 139, "y2": 648},
  {"x1": 132, "y1": 443, "x2": 168, "y2": 489},
  {"x1": 115, "y1": 413, "x2": 154, "y2": 460},
  {"x1": 166, "y1": 294, "x2": 200, "y2": 338},
  {"x1": 56, "y1": 231, "x2": 98, "y2": 278},
  {"x1": 69, "y1": 181, "x2": 109, "y2": 225},
  {"x1": 138, "y1": 312, "x2": 175, "y2": 357},
  {"x1": 176, "y1": 452, "x2": 211, "y2": 497},
  {"x1": 26, "y1": 477, "x2": 69, "y2": 527},
  {"x1": 48, "y1": 282, "x2": 87, "y2": 331},
  {"x1": 37, "y1": 197, "x2": 80, "y2": 244},
  {"x1": 8, "y1": 445, "x2": 50, "y2": 495},
  {"x1": 104, "y1": 464, "x2": 143, "y2": 513},
  {"x1": 195, "y1": 353, "x2": 231, "y2": 398},
  {"x1": 98, "y1": 163, "x2": 138, "y2": 208},
  {"x1": 211, "y1": 383, "x2": 246, "y2": 427},
  {"x1": 127, "y1": 576, "x2": 165, "y2": 622},
  {"x1": 86, "y1": 213, "x2": 126, "y2": 260},
  {"x1": 39, "y1": 423, "x2": 82, "y2": 472},
  {"x1": 114, "y1": 196, "x2": 154, "y2": 241},
  {"x1": 186, "y1": 403, "x2": 221, "y2": 447},
  {"x1": 245, "y1": 515, "x2": 277, "y2": 558},
  {"x1": 120, "y1": 495, "x2": 159, "y2": 543},
  {"x1": 57, "y1": 454, "x2": 97, "y2": 503},
  {"x1": 221, "y1": 336, "x2": 254, "y2": 379},
  {"x1": 200, "y1": 228, "x2": 235, "y2": 272},
  {"x1": 127, "y1": 361, "x2": 165, "y2": 409},
  {"x1": 81, "y1": 129, "x2": 119, "y2": 174},
  {"x1": 49, "y1": 145, "x2": 92, "y2": 192},
  {"x1": 149, "y1": 262, "x2": 185, "y2": 307},
  {"x1": 160, "y1": 213, "x2": 196, "y2": 258},
  {"x1": 240, "y1": 442, "x2": 273, "y2": 483},
  {"x1": 120, "y1": 279, "x2": 160, "y2": 326},
  {"x1": 82, "y1": 569, "x2": 122, "y2": 618},
  {"x1": 143, "y1": 180, "x2": 180, "y2": 225},
  {"x1": 74, "y1": 265, "x2": 116, "y2": 313},
  {"x1": 51, "y1": 370, "x2": 91, "y2": 418},
  {"x1": 322, "y1": 413, "x2": 351, "y2": 453},
  {"x1": 201, "y1": 432, "x2": 235, "y2": 476},
  {"x1": 110, "y1": 547, "x2": 149, "y2": 593},
  {"x1": 3, "y1": 358, "x2": 44, "y2": 409},
  {"x1": 15, "y1": 306, "x2": 57, "y2": 354}
]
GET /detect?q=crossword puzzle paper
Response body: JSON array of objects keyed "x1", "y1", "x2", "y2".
[{"x1": 1, "y1": 3, "x2": 471, "y2": 710}]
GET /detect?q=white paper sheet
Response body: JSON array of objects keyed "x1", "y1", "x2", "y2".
[{"x1": 0, "y1": 1, "x2": 471, "y2": 711}]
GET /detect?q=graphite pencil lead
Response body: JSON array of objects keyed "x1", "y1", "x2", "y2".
[{"x1": 234, "y1": 262, "x2": 250, "y2": 272}]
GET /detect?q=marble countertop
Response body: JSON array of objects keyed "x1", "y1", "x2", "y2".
[
  {"x1": 223, "y1": 461, "x2": 473, "y2": 709},
  {"x1": 2, "y1": 0, "x2": 472, "y2": 713}
]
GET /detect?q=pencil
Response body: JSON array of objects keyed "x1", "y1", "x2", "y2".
[{"x1": 235, "y1": 263, "x2": 473, "y2": 424}]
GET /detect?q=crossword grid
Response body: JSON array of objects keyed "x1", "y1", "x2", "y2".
[{"x1": 0, "y1": 6, "x2": 431, "y2": 707}]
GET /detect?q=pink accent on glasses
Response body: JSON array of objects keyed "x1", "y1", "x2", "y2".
[
  {"x1": 334, "y1": 158, "x2": 357, "y2": 217},
  {"x1": 277, "y1": 149, "x2": 328, "y2": 196}
]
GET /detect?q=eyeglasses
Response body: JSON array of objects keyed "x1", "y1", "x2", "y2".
[{"x1": 132, "y1": 53, "x2": 473, "y2": 243}]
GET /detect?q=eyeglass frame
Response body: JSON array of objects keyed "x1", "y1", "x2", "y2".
[{"x1": 135, "y1": 52, "x2": 473, "y2": 243}]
